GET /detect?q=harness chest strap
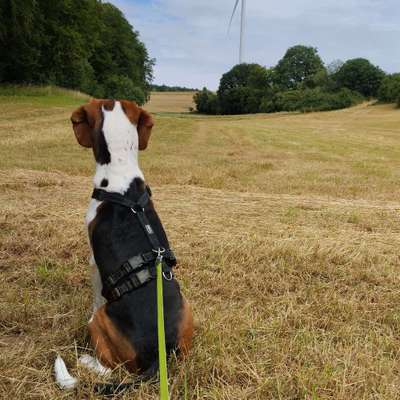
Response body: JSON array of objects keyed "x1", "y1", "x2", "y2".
[
  {"x1": 101, "y1": 250, "x2": 176, "y2": 301},
  {"x1": 92, "y1": 186, "x2": 151, "y2": 209},
  {"x1": 93, "y1": 186, "x2": 162, "y2": 250},
  {"x1": 104, "y1": 249, "x2": 176, "y2": 287},
  {"x1": 92, "y1": 185, "x2": 176, "y2": 302},
  {"x1": 105, "y1": 262, "x2": 173, "y2": 302}
]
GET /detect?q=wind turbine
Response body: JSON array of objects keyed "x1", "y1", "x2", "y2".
[{"x1": 228, "y1": 0, "x2": 247, "y2": 64}]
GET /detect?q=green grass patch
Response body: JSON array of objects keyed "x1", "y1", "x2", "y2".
[{"x1": 0, "y1": 84, "x2": 89, "y2": 106}]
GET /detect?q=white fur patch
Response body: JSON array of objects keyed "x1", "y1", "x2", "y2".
[
  {"x1": 93, "y1": 101, "x2": 144, "y2": 194},
  {"x1": 91, "y1": 261, "x2": 105, "y2": 315},
  {"x1": 54, "y1": 355, "x2": 78, "y2": 390},
  {"x1": 85, "y1": 198, "x2": 101, "y2": 226},
  {"x1": 79, "y1": 354, "x2": 111, "y2": 376}
]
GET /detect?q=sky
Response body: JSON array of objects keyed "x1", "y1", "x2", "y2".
[{"x1": 109, "y1": 0, "x2": 400, "y2": 90}]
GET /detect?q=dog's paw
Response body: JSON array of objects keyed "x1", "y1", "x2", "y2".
[{"x1": 79, "y1": 354, "x2": 111, "y2": 376}]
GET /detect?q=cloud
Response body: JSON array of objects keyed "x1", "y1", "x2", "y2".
[{"x1": 109, "y1": 0, "x2": 400, "y2": 89}]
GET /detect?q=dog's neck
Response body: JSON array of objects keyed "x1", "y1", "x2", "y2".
[{"x1": 93, "y1": 101, "x2": 144, "y2": 194}]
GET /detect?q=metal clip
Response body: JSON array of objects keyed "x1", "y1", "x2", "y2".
[
  {"x1": 131, "y1": 206, "x2": 145, "y2": 215},
  {"x1": 162, "y1": 271, "x2": 173, "y2": 281},
  {"x1": 153, "y1": 247, "x2": 166, "y2": 257}
]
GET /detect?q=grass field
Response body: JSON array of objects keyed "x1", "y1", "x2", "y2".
[
  {"x1": 145, "y1": 91, "x2": 196, "y2": 113},
  {"x1": 1, "y1": 88, "x2": 400, "y2": 399}
]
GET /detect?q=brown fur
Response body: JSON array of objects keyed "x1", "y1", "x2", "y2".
[
  {"x1": 89, "y1": 306, "x2": 139, "y2": 372},
  {"x1": 177, "y1": 298, "x2": 194, "y2": 356},
  {"x1": 71, "y1": 98, "x2": 154, "y2": 150}
]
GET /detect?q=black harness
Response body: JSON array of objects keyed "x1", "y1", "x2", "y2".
[{"x1": 92, "y1": 185, "x2": 176, "y2": 302}]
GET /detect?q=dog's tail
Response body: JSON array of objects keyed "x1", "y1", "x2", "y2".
[
  {"x1": 54, "y1": 355, "x2": 78, "y2": 390},
  {"x1": 54, "y1": 354, "x2": 159, "y2": 395}
]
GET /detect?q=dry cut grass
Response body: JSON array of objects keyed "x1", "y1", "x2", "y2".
[
  {"x1": 1, "y1": 92, "x2": 400, "y2": 399},
  {"x1": 145, "y1": 91, "x2": 196, "y2": 113}
]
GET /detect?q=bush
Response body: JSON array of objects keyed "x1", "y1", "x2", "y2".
[
  {"x1": 218, "y1": 87, "x2": 269, "y2": 115},
  {"x1": 193, "y1": 88, "x2": 219, "y2": 114},
  {"x1": 274, "y1": 88, "x2": 363, "y2": 113},
  {"x1": 377, "y1": 74, "x2": 400, "y2": 103},
  {"x1": 103, "y1": 75, "x2": 146, "y2": 105},
  {"x1": 217, "y1": 63, "x2": 273, "y2": 114},
  {"x1": 259, "y1": 95, "x2": 278, "y2": 113}
]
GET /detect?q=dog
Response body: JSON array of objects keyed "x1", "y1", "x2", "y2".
[{"x1": 55, "y1": 99, "x2": 193, "y2": 392}]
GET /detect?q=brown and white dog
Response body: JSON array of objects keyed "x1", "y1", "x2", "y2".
[{"x1": 55, "y1": 99, "x2": 193, "y2": 392}]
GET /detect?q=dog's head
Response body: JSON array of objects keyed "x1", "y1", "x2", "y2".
[{"x1": 71, "y1": 99, "x2": 154, "y2": 153}]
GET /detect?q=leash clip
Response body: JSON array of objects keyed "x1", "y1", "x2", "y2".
[
  {"x1": 153, "y1": 247, "x2": 166, "y2": 258},
  {"x1": 154, "y1": 248, "x2": 172, "y2": 280}
]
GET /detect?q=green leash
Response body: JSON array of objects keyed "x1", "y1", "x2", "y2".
[{"x1": 156, "y1": 254, "x2": 170, "y2": 400}]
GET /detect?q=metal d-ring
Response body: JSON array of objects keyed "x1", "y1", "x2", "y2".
[
  {"x1": 152, "y1": 247, "x2": 166, "y2": 257},
  {"x1": 162, "y1": 271, "x2": 173, "y2": 281}
]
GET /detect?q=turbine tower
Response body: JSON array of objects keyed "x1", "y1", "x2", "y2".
[{"x1": 229, "y1": 0, "x2": 247, "y2": 64}]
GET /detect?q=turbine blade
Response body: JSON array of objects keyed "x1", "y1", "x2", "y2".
[{"x1": 228, "y1": 0, "x2": 240, "y2": 34}]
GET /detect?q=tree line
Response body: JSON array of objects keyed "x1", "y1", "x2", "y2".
[
  {"x1": 151, "y1": 84, "x2": 198, "y2": 92},
  {"x1": 194, "y1": 45, "x2": 400, "y2": 115},
  {"x1": 0, "y1": 0, "x2": 153, "y2": 104}
]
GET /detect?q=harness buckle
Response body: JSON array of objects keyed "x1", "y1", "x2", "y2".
[
  {"x1": 142, "y1": 251, "x2": 155, "y2": 263},
  {"x1": 110, "y1": 287, "x2": 121, "y2": 301},
  {"x1": 122, "y1": 261, "x2": 131, "y2": 273}
]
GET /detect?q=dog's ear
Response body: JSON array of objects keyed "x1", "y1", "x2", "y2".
[
  {"x1": 71, "y1": 104, "x2": 94, "y2": 148},
  {"x1": 120, "y1": 100, "x2": 154, "y2": 151},
  {"x1": 71, "y1": 100, "x2": 104, "y2": 148},
  {"x1": 137, "y1": 108, "x2": 154, "y2": 151}
]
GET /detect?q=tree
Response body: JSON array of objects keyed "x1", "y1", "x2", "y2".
[
  {"x1": 217, "y1": 63, "x2": 273, "y2": 114},
  {"x1": 0, "y1": 0, "x2": 43, "y2": 82},
  {"x1": 218, "y1": 63, "x2": 273, "y2": 93},
  {"x1": 327, "y1": 60, "x2": 344, "y2": 75},
  {"x1": 334, "y1": 58, "x2": 385, "y2": 98},
  {"x1": 274, "y1": 45, "x2": 325, "y2": 89},
  {"x1": 104, "y1": 75, "x2": 146, "y2": 104},
  {"x1": 90, "y1": 3, "x2": 154, "y2": 102},
  {"x1": 195, "y1": 48, "x2": 387, "y2": 115},
  {"x1": 0, "y1": 0, "x2": 154, "y2": 103},
  {"x1": 377, "y1": 74, "x2": 400, "y2": 103}
]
